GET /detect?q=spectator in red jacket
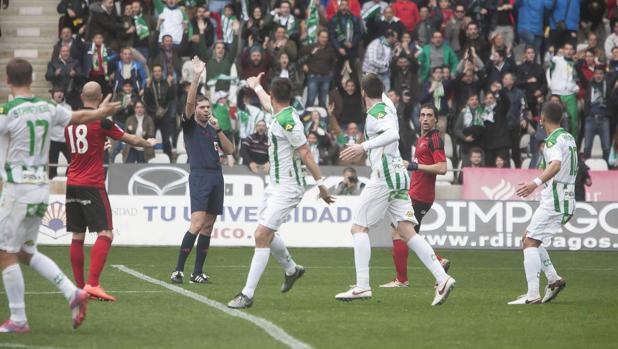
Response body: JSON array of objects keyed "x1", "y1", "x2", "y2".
[
  {"x1": 392, "y1": 0, "x2": 420, "y2": 33},
  {"x1": 325, "y1": 0, "x2": 361, "y2": 21}
]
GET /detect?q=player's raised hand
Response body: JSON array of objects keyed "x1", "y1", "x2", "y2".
[
  {"x1": 145, "y1": 138, "x2": 160, "y2": 147},
  {"x1": 339, "y1": 143, "x2": 365, "y2": 161},
  {"x1": 99, "y1": 94, "x2": 121, "y2": 115},
  {"x1": 192, "y1": 56, "x2": 205, "y2": 75},
  {"x1": 318, "y1": 185, "x2": 336, "y2": 205},
  {"x1": 516, "y1": 181, "x2": 537, "y2": 198},
  {"x1": 247, "y1": 72, "x2": 265, "y2": 90}
]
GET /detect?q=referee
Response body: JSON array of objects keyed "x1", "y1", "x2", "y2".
[{"x1": 170, "y1": 57, "x2": 235, "y2": 284}]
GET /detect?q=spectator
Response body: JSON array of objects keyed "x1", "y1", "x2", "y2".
[
  {"x1": 190, "y1": 5, "x2": 217, "y2": 58},
  {"x1": 391, "y1": 0, "x2": 419, "y2": 33},
  {"x1": 221, "y1": 4, "x2": 240, "y2": 50},
  {"x1": 118, "y1": 2, "x2": 137, "y2": 49},
  {"x1": 547, "y1": 42, "x2": 580, "y2": 140},
  {"x1": 444, "y1": 4, "x2": 466, "y2": 56},
  {"x1": 486, "y1": 48, "x2": 513, "y2": 85},
  {"x1": 516, "y1": 0, "x2": 544, "y2": 60},
  {"x1": 205, "y1": 41, "x2": 239, "y2": 94},
  {"x1": 413, "y1": 6, "x2": 434, "y2": 47},
  {"x1": 325, "y1": 0, "x2": 361, "y2": 21},
  {"x1": 241, "y1": 5, "x2": 271, "y2": 47},
  {"x1": 131, "y1": 1, "x2": 155, "y2": 60},
  {"x1": 271, "y1": 52, "x2": 303, "y2": 98},
  {"x1": 301, "y1": 29, "x2": 337, "y2": 108},
  {"x1": 482, "y1": 87, "x2": 511, "y2": 167},
  {"x1": 502, "y1": 72, "x2": 525, "y2": 167},
  {"x1": 361, "y1": 0, "x2": 388, "y2": 20},
  {"x1": 52, "y1": 27, "x2": 86, "y2": 64},
  {"x1": 241, "y1": 120, "x2": 270, "y2": 174},
  {"x1": 583, "y1": 66, "x2": 615, "y2": 161},
  {"x1": 336, "y1": 121, "x2": 365, "y2": 160},
  {"x1": 87, "y1": 0, "x2": 126, "y2": 51},
  {"x1": 113, "y1": 80, "x2": 139, "y2": 127},
  {"x1": 460, "y1": 21, "x2": 491, "y2": 62},
  {"x1": 331, "y1": 167, "x2": 366, "y2": 195},
  {"x1": 575, "y1": 152, "x2": 592, "y2": 201},
  {"x1": 387, "y1": 89, "x2": 416, "y2": 161},
  {"x1": 492, "y1": 0, "x2": 515, "y2": 49},
  {"x1": 579, "y1": 32, "x2": 605, "y2": 63},
  {"x1": 57, "y1": 0, "x2": 89, "y2": 35},
  {"x1": 271, "y1": 1, "x2": 300, "y2": 40},
  {"x1": 391, "y1": 53, "x2": 420, "y2": 109},
  {"x1": 417, "y1": 31, "x2": 458, "y2": 82},
  {"x1": 362, "y1": 29, "x2": 398, "y2": 90},
  {"x1": 458, "y1": 146, "x2": 484, "y2": 184},
  {"x1": 267, "y1": 25, "x2": 298, "y2": 63},
  {"x1": 151, "y1": 34, "x2": 183, "y2": 83},
  {"x1": 605, "y1": 20, "x2": 618, "y2": 59},
  {"x1": 420, "y1": 66, "x2": 452, "y2": 133},
  {"x1": 144, "y1": 64, "x2": 175, "y2": 161},
  {"x1": 576, "y1": 48, "x2": 598, "y2": 99},
  {"x1": 83, "y1": 33, "x2": 116, "y2": 96},
  {"x1": 113, "y1": 47, "x2": 148, "y2": 94},
  {"x1": 545, "y1": 0, "x2": 580, "y2": 50},
  {"x1": 330, "y1": 79, "x2": 364, "y2": 129},
  {"x1": 48, "y1": 86, "x2": 71, "y2": 179},
  {"x1": 494, "y1": 154, "x2": 507, "y2": 168},
  {"x1": 516, "y1": 46, "x2": 546, "y2": 112},
  {"x1": 454, "y1": 93, "x2": 485, "y2": 161},
  {"x1": 307, "y1": 131, "x2": 323, "y2": 165},
  {"x1": 124, "y1": 100, "x2": 156, "y2": 163},
  {"x1": 370, "y1": 5, "x2": 405, "y2": 43},
  {"x1": 328, "y1": 0, "x2": 363, "y2": 79},
  {"x1": 304, "y1": 110, "x2": 328, "y2": 136},
  {"x1": 432, "y1": 0, "x2": 455, "y2": 29},
  {"x1": 45, "y1": 44, "x2": 83, "y2": 109},
  {"x1": 240, "y1": 46, "x2": 270, "y2": 89},
  {"x1": 212, "y1": 91, "x2": 236, "y2": 143},
  {"x1": 453, "y1": 67, "x2": 484, "y2": 115},
  {"x1": 157, "y1": 0, "x2": 186, "y2": 46}
]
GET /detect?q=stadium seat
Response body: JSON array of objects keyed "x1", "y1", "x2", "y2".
[
  {"x1": 114, "y1": 153, "x2": 124, "y2": 164},
  {"x1": 444, "y1": 134, "x2": 454, "y2": 158},
  {"x1": 521, "y1": 158, "x2": 532, "y2": 169},
  {"x1": 176, "y1": 153, "x2": 188, "y2": 164},
  {"x1": 519, "y1": 134, "x2": 531, "y2": 158},
  {"x1": 57, "y1": 152, "x2": 68, "y2": 176},
  {"x1": 436, "y1": 158, "x2": 454, "y2": 184},
  {"x1": 176, "y1": 130, "x2": 186, "y2": 154},
  {"x1": 148, "y1": 152, "x2": 171, "y2": 164},
  {"x1": 591, "y1": 136, "x2": 603, "y2": 158},
  {"x1": 585, "y1": 158, "x2": 608, "y2": 171}
]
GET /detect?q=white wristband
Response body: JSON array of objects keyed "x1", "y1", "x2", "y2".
[
  {"x1": 315, "y1": 178, "x2": 325, "y2": 187},
  {"x1": 254, "y1": 85, "x2": 264, "y2": 93},
  {"x1": 533, "y1": 177, "x2": 543, "y2": 186}
]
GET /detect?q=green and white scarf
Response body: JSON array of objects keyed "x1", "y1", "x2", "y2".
[
  {"x1": 134, "y1": 14, "x2": 150, "y2": 40},
  {"x1": 207, "y1": 74, "x2": 238, "y2": 87},
  {"x1": 306, "y1": 1, "x2": 319, "y2": 44},
  {"x1": 222, "y1": 15, "x2": 236, "y2": 44},
  {"x1": 91, "y1": 43, "x2": 109, "y2": 80},
  {"x1": 362, "y1": 4, "x2": 381, "y2": 22},
  {"x1": 432, "y1": 82, "x2": 444, "y2": 110},
  {"x1": 462, "y1": 106, "x2": 484, "y2": 127}
]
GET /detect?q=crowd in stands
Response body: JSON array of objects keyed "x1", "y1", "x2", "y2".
[{"x1": 47, "y1": 0, "x2": 618, "y2": 182}]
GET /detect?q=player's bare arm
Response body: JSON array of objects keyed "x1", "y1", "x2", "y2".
[
  {"x1": 247, "y1": 72, "x2": 272, "y2": 111},
  {"x1": 296, "y1": 143, "x2": 335, "y2": 204},
  {"x1": 516, "y1": 160, "x2": 561, "y2": 198},
  {"x1": 185, "y1": 56, "x2": 205, "y2": 118},
  {"x1": 70, "y1": 94, "x2": 120, "y2": 125},
  {"x1": 209, "y1": 118, "x2": 235, "y2": 155},
  {"x1": 121, "y1": 133, "x2": 160, "y2": 148}
]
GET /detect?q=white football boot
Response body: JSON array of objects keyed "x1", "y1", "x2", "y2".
[
  {"x1": 542, "y1": 278, "x2": 566, "y2": 303},
  {"x1": 431, "y1": 276, "x2": 456, "y2": 306},
  {"x1": 507, "y1": 294, "x2": 541, "y2": 305},
  {"x1": 335, "y1": 286, "x2": 372, "y2": 301}
]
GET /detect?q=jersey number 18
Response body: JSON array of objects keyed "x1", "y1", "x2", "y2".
[{"x1": 67, "y1": 124, "x2": 89, "y2": 154}]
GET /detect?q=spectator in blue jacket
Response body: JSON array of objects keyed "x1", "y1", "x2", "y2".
[
  {"x1": 544, "y1": 0, "x2": 580, "y2": 50},
  {"x1": 516, "y1": 0, "x2": 544, "y2": 62},
  {"x1": 113, "y1": 46, "x2": 148, "y2": 95}
]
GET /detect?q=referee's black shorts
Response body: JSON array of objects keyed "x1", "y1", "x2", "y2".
[{"x1": 65, "y1": 185, "x2": 113, "y2": 233}]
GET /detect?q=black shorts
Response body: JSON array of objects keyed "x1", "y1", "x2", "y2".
[
  {"x1": 412, "y1": 201, "x2": 433, "y2": 234},
  {"x1": 65, "y1": 185, "x2": 113, "y2": 233},
  {"x1": 189, "y1": 170, "x2": 224, "y2": 214}
]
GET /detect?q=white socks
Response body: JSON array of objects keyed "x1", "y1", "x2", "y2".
[
  {"x1": 523, "y1": 247, "x2": 542, "y2": 299},
  {"x1": 270, "y1": 234, "x2": 297, "y2": 276},
  {"x1": 29, "y1": 253, "x2": 77, "y2": 301},
  {"x1": 353, "y1": 233, "x2": 371, "y2": 289},
  {"x1": 538, "y1": 246, "x2": 560, "y2": 283},
  {"x1": 241, "y1": 248, "x2": 270, "y2": 299},
  {"x1": 407, "y1": 234, "x2": 448, "y2": 285},
  {"x1": 2, "y1": 264, "x2": 27, "y2": 325}
]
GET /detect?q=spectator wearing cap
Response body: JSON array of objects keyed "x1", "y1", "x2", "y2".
[
  {"x1": 583, "y1": 66, "x2": 616, "y2": 161},
  {"x1": 52, "y1": 27, "x2": 86, "y2": 65},
  {"x1": 48, "y1": 86, "x2": 71, "y2": 179},
  {"x1": 417, "y1": 31, "x2": 458, "y2": 82},
  {"x1": 45, "y1": 44, "x2": 83, "y2": 109},
  {"x1": 144, "y1": 64, "x2": 175, "y2": 161},
  {"x1": 362, "y1": 29, "x2": 398, "y2": 90},
  {"x1": 157, "y1": 0, "x2": 186, "y2": 46}
]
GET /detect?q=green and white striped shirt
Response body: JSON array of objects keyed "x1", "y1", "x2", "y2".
[
  {"x1": 0, "y1": 96, "x2": 72, "y2": 184},
  {"x1": 540, "y1": 128, "x2": 578, "y2": 218},
  {"x1": 268, "y1": 106, "x2": 307, "y2": 186}
]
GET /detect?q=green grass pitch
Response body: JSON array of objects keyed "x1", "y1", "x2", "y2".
[{"x1": 1, "y1": 246, "x2": 617, "y2": 349}]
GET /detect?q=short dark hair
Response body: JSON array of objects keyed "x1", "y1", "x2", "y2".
[
  {"x1": 419, "y1": 103, "x2": 438, "y2": 119},
  {"x1": 431, "y1": 66, "x2": 443, "y2": 74},
  {"x1": 470, "y1": 146, "x2": 483, "y2": 156},
  {"x1": 594, "y1": 64, "x2": 606, "y2": 73},
  {"x1": 495, "y1": 48, "x2": 507, "y2": 59},
  {"x1": 270, "y1": 78, "x2": 293, "y2": 104},
  {"x1": 542, "y1": 101, "x2": 564, "y2": 124},
  {"x1": 343, "y1": 167, "x2": 357, "y2": 175},
  {"x1": 151, "y1": 63, "x2": 163, "y2": 71},
  {"x1": 196, "y1": 94, "x2": 210, "y2": 104},
  {"x1": 6, "y1": 58, "x2": 33, "y2": 87},
  {"x1": 361, "y1": 74, "x2": 383, "y2": 98}
]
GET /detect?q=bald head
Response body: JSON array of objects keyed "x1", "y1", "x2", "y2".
[{"x1": 81, "y1": 82, "x2": 103, "y2": 106}]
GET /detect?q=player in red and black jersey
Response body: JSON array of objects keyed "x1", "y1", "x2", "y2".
[
  {"x1": 66, "y1": 82, "x2": 157, "y2": 301},
  {"x1": 380, "y1": 104, "x2": 451, "y2": 288}
]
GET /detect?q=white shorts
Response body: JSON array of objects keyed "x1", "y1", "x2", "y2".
[
  {"x1": 0, "y1": 183, "x2": 49, "y2": 253},
  {"x1": 526, "y1": 206, "x2": 566, "y2": 242},
  {"x1": 352, "y1": 181, "x2": 417, "y2": 228},
  {"x1": 258, "y1": 184, "x2": 304, "y2": 231}
]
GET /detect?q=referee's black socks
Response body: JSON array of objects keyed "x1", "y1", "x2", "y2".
[
  {"x1": 193, "y1": 235, "x2": 211, "y2": 275},
  {"x1": 175, "y1": 231, "x2": 198, "y2": 272}
]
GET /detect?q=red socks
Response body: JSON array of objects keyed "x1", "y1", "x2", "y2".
[
  {"x1": 392, "y1": 239, "x2": 409, "y2": 283},
  {"x1": 70, "y1": 239, "x2": 85, "y2": 288},
  {"x1": 87, "y1": 235, "x2": 113, "y2": 287}
]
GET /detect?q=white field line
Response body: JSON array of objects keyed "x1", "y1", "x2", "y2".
[
  {"x1": 0, "y1": 343, "x2": 61, "y2": 349},
  {"x1": 125, "y1": 265, "x2": 614, "y2": 271},
  {"x1": 112, "y1": 265, "x2": 312, "y2": 349},
  {"x1": 0, "y1": 290, "x2": 170, "y2": 295}
]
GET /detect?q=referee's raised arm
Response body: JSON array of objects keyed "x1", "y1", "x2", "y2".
[{"x1": 185, "y1": 56, "x2": 206, "y2": 118}]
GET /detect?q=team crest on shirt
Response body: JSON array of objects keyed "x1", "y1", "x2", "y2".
[
  {"x1": 285, "y1": 123, "x2": 293, "y2": 131},
  {"x1": 405, "y1": 210, "x2": 414, "y2": 217},
  {"x1": 376, "y1": 112, "x2": 385, "y2": 119},
  {"x1": 39, "y1": 201, "x2": 69, "y2": 240}
]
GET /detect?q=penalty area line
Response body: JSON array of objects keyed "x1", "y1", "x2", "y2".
[
  {"x1": 0, "y1": 343, "x2": 62, "y2": 349},
  {"x1": 112, "y1": 265, "x2": 313, "y2": 349}
]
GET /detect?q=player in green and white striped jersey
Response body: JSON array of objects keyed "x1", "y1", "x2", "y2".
[
  {"x1": 228, "y1": 73, "x2": 334, "y2": 309},
  {"x1": 510, "y1": 101, "x2": 575, "y2": 305},
  {"x1": 0, "y1": 59, "x2": 119, "y2": 332}
]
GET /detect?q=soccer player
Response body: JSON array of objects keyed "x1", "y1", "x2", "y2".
[
  {"x1": 227, "y1": 73, "x2": 335, "y2": 309},
  {"x1": 509, "y1": 101, "x2": 571, "y2": 305},
  {"x1": 0, "y1": 58, "x2": 119, "y2": 332},
  {"x1": 380, "y1": 104, "x2": 451, "y2": 288},
  {"x1": 334, "y1": 74, "x2": 455, "y2": 306},
  {"x1": 170, "y1": 57, "x2": 235, "y2": 284},
  {"x1": 67, "y1": 82, "x2": 158, "y2": 302}
]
